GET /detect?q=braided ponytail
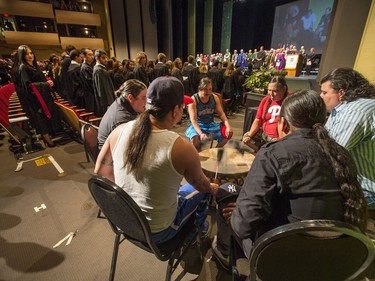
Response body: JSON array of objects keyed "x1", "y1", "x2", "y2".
[
  {"x1": 313, "y1": 123, "x2": 368, "y2": 231},
  {"x1": 281, "y1": 90, "x2": 367, "y2": 232}
]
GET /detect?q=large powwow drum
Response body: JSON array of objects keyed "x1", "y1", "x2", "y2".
[{"x1": 199, "y1": 148, "x2": 255, "y2": 186}]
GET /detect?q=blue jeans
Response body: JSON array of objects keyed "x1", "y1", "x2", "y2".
[{"x1": 152, "y1": 183, "x2": 210, "y2": 244}]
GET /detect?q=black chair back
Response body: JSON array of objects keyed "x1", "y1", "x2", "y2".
[
  {"x1": 249, "y1": 220, "x2": 375, "y2": 281},
  {"x1": 88, "y1": 176, "x2": 167, "y2": 257}
]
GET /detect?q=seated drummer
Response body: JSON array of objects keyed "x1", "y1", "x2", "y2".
[
  {"x1": 185, "y1": 77, "x2": 233, "y2": 152},
  {"x1": 242, "y1": 76, "x2": 290, "y2": 146},
  {"x1": 212, "y1": 90, "x2": 368, "y2": 271}
]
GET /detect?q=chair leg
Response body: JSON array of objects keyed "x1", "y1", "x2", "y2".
[
  {"x1": 84, "y1": 144, "x2": 90, "y2": 162},
  {"x1": 165, "y1": 258, "x2": 174, "y2": 281},
  {"x1": 97, "y1": 209, "x2": 106, "y2": 219},
  {"x1": 109, "y1": 233, "x2": 121, "y2": 281}
]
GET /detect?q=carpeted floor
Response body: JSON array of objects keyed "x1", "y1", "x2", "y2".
[{"x1": 1, "y1": 91, "x2": 374, "y2": 280}]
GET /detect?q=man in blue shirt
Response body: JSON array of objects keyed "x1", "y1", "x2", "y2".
[{"x1": 320, "y1": 67, "x2": 375, "y2": 215}]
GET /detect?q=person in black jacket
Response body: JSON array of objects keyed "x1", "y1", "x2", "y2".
[
  {"x1": 134, "y1": 51, "x2": 149, "y2": 86},
  {"x1": 212, "y1": 90, "x2": 368, "y2": 270},
  {"x1": 80, "y1": 48, "x2": 96, "y2": 112},
  {"x1": 12, "y1": 45, "x2": 61, "y2": 146},
  {"x1": 66, "y1": 49, "x2": 84, "y2": 107},
  {"x1": 59, "y1": 44, "x2": 75, "y2": 100},
  {"x1": 97, "y1": 79, "x2": 147, "y2": 150}
]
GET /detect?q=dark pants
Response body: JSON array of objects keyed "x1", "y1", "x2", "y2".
[
  {"x1": 216, "y1": 183, "x2": 241, "y2": 257},
  {"x1": 216, "y1": 183, "x2": 253, "y2": 258}
]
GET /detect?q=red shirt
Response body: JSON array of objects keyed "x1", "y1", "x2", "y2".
[{"x1": 256, "y1": 92, "x2": 291, "y2": 138}]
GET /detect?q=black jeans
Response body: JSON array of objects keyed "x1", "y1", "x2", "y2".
[{"x1": 216, "y1": 183, "x2": 254, "y2": 258}]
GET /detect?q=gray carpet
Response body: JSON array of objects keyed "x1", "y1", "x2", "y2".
[{"x1": 1, "y1": 102, "x2": 374, "y2": 281}]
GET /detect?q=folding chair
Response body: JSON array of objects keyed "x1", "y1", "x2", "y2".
[
  {"x1": 80, "y1": 121, "x2": 99, "y2": 163},
  {"x1": 88, "y1": 176, "x2": 200, "y2": 281},
  {"x1": 81, "y1": 124, "x2": 105, "y2": 219},
  {"x1": 231, "y1": 220, "x2": 375, "y2": 281}
]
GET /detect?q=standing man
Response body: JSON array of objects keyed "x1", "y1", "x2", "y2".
[
  {"x1": 66, "y1": 49, "x2": 84, "y2": 107},
  {"x1": 97, "y1": 79, "x2": 147, "y2": 150},
  {"x1": 320, "y1": 67, "x2": 375, "y2": 215},
  {"x1": 80, "y1": 48, "x2": 96, "y2": 112},
  {"x1": 93, "y1": 49, "x2": 115, "y2": 117},
  {"x1": 182, "y1": 55, "x2": 196, "y2": 96},
  {"x1": 208, "y1": 59, "x2": 223, "y2": 94},
  {"x1": 60, "y1": 45, "x2": 75, "y2": 100},
  {"x1": 153, "y1": 53, "x2": 169, "y2": 78},
  {"x1": 185, "y1": 77, "x2": 233, "y2": 151}
]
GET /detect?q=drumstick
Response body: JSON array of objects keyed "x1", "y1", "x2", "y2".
[{"x1": 214, "y1": 148, "x2": 224, "y2": 184}]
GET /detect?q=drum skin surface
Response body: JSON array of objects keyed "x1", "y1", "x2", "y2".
[{"x1": 199, "y1": 148, "x2": 255, "y2": 186}]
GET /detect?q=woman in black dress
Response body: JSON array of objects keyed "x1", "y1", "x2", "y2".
[{"x1": 12, "y1": 45, "x2": 60, "y2": 147}]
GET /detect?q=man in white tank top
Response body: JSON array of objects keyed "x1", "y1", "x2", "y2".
[{"x1": 95, "y1": 76, "x2": 218, "y2": 244}]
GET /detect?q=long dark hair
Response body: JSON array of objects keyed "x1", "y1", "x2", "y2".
[
  {"x1": 124, "y1": 104, "x2": 174, "y2": 179},
  {"x1": 320, "y1": 68, "x2": 375, "y2": 102},
  {"x1": 17, "y1": 45, "x2": 38, "y2": 68},
  {"x1": 280, "y1": 90, "x2": 368, "y2": 231}
]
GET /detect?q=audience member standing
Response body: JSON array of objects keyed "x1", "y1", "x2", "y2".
[
  {"x1": 231, "y1": 63, "x2": 245, "y2": 110},
  {"x1": 182, "y1": 55, "x2": 196, "y2": 96},
  {"x1": 93, "y1": 49, "x2": 114, "y2": 117},
  {"x1": 222, "y1": 62, "x2": 235, "y2": 116},
  {"x1": 80, "y1": 48, "x2": 96, "y2": 112},
  {"x1": 208, "y1": 59, "x2": 223, "y2": 94},
  {"x1": 134, "y1": 51, "x2": 149, "y2": 86},
  {"x1": 112, "y1": 61, "x2": 126, "y2": 91},
  {"x1": 60, "y1": 45, "x2": 75, "y2": 100},
  {"x1": 153, "y1": 53, "x2": 170, "y2": 78},
  {"x1": 12, "y1": 45, "x2": 60, "y2": 147},
  {"x1": 171, "y1": 58, "x2": 183, "y2": 82},
  {"x1": 123, "y1": 59, "x2": 135, "y2": 82},
  {"x1": 66, "y1": 49, "x2": 84, "y2": 107},
  {"x1": 320, "y1": 68, "x2": 375, "y2": 215}
]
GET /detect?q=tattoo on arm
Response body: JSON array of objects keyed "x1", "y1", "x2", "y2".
[{"x1": 101, "y1": 157, "x2": 114, "y2": 166}]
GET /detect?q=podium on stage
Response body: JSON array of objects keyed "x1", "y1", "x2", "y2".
[{"x1": 285, "y1": 54, "x2": 303, "y2": 77}]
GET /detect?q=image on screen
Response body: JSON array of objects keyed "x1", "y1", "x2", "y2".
[{"x1": 271, "y1": 0, "x2": 335, "y2": 53}]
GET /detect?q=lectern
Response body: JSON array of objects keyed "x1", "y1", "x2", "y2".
[{"x1": 285, "y1": 54, "x2": 303, "y2": 77}]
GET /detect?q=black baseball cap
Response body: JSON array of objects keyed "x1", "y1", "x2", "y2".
[{"x1": 146, "y1": 76, "x2": 193, "y2": 110}]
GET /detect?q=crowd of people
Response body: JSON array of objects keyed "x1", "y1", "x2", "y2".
[{"x1": 1, "y1": 44, "x2": 374, "y2": 275}]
